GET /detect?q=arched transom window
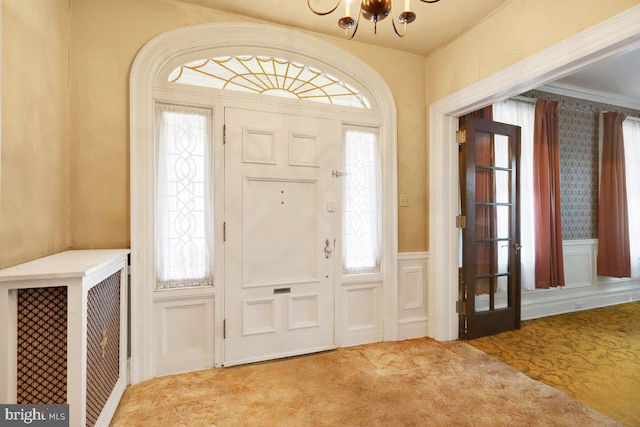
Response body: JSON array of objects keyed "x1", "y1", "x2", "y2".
[{"x1": 168, "y1": 55, "x2": 371, "y2": 109}]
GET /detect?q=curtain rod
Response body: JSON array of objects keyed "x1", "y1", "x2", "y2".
[{"x1": 601, "y1": 111, "x2": 640, "y2": 123}]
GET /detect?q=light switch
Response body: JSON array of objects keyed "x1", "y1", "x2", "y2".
[
  {"x1": 399, "y1": 194, "x2": 410, "y2": 207},
  {"x1": 327, "y1": 201, "x2": 336, "y2": 212}
]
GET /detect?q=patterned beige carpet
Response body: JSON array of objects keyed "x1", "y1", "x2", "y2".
[
  {"x1": 469, "y1": 301, "x2": 640, "y2": 427},
  {"x1": 112, "y1": 338, "x2": 618, "y2": 426}
]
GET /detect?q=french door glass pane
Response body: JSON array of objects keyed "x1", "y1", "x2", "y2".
[
  {"x1": 494, "y1": 134, "x2": 511, "y2": 168},
  {"x1": 473, "y1": 124, "x2": 512, "y2": 311}
]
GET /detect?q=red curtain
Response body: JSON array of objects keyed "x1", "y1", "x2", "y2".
[
  {"x1": 597, "y1": 112, "x2": 631, "y2": 277},
  {"x1": 533, "y1": 99, "x2": 565, "y2": 289}
]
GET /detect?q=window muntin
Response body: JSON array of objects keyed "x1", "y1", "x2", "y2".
[
  {"x1": 343, "y1": 126, "x2": 382, "y2": 275},
  {"x1": 155, "y1": 104, "x2": 213, "y2": 290},
  {"x1": 168, "y1": 56, "x2": 371, "y2": 109}
]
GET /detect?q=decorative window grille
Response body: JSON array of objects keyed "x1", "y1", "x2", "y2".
[
  {"x1": 168, "y1": 56, "x2": 371, "y2": 109},
  {"x1": 155, "y1": 105, "x2": 213, "y2": 290},
  {"x1": 343, "y1": 126, "x2": 382, "y2": 275}
]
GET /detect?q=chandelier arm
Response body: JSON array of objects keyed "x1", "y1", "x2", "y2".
[
  {"x1": 307, "y1": 0, "x2": 342, "y2": 16},
  {"x1": 391, "y1": 14, "x2": 408, "y2": 37},
  {"x1": 391, "y1": 1, "x2": 413, "y2": 37},
  {"x1": 344, "y1": 11, "x2": 361, "y2": 40}
]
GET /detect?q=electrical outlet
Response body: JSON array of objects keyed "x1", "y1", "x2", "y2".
[
  {"x1": 575, "y1": 301, "x2": 583, "y2": 309},
  {"x1": 399, "y1": 194, "x2": 410, "y2": 207}
]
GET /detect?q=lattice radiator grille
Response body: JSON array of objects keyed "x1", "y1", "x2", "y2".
[
  {"x1": 16, "y1": 286, "x2": 68, "y2": 404},
  {"x1": 86, "y1": 272, "x2": 121, "y2": 427}
]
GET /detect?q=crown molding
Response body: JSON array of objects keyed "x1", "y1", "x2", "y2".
[{"x1": 539, "y1": 82, "x2": 640, "y2": 111}]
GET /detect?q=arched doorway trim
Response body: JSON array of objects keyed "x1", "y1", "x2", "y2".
[{"x1": 130, "y1": 22, "x2": 398, "y2": 383}]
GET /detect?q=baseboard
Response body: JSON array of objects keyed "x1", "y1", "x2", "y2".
[
  {"x1": 340, "y1": 329, "x2": 384, "y2": 348},
  {"x1": 522, "y1": 281, "x2": 640, "y2": 320},
  {"x1": 398, "y1": 317, "x2": 428, "y2": 340},
  {"x1": 154, "y1": 352, "x2": 215, "y2": 377},
  {"x1": 128, "y1": 353, "x2": 152, "y2": 384}
]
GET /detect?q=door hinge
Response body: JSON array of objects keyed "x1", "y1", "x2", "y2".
[
  {"x1": 457, "y1": 267, "x2": 467, "y2": 315},
  {"x1": 223, "y1": 124, "x2": 226, "y2": 145},
  {"x1": 223, "y1": 319, "x2": 226, "y2": 339},
  {"x1": 459, "y1": 268, "x2": 467, "y2": 298},
  {"x1": 223, "y1": 222, "x2": 226, "y2": 242},
  {"x1": 456, "y1": 215, "x2": 467, "y2": 229},
  {"x1": 456, "y1": 129, "x2": 467, "y2": 145}
]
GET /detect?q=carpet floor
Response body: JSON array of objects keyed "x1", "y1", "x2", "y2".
[
  {"x1": 112, "y1": 338, "x2": 619, "y2": 426},
  {"x1": 468, "y1": 301, "x2": 640, "y2": 427}
]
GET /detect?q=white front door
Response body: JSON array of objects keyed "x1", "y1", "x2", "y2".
[{"x1": 223, "y1": 107, "x2": 341, "y2": 366}]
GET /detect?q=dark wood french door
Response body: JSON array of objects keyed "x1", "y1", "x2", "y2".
[{"x1": 458, "y1": 116, "x2": 521, "y2": 340}]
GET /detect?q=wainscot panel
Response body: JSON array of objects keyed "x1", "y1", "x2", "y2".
[
  {"x1": 398, "y1": 252, "x2": 429, "y2": 340},
  {"x1": 153, "y1": 291, "x2": 215, "y2": 377},
  {"x1": 522, "y1": 239, "x2": 640, "y2": 320}
]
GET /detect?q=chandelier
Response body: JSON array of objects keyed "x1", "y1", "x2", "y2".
[{"x1": 307, "y1": 0, "x2": 441, "y2": 39}]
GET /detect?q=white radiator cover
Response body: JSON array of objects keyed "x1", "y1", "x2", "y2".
[{"x1": 0, "y1": 249, "x2": 130, "y2": 427}]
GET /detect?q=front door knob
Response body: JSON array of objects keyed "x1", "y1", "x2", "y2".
[{"x1": 324, "y1": 239, "x2": 333, "y2": 258}]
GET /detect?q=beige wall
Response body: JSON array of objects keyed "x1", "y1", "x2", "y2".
[
  {"x1": 0, "y1": 0, "x2": 70, "y2": 268},
  {"x1": 426, "y1": 0, "x2": 640, "y2": 105},
  {"x1": 68, "y1": 0, "x2": 428, "y2": 253},
  {"x1": 3, "y1": 0, "x2": 638, "y2": 267}
]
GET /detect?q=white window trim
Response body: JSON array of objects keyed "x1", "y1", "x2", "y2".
[{"x1": 130, "y1": 23, "x2": 398, "y2": 383}]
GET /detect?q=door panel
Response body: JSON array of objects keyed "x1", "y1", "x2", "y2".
[
  {"x1": 224, "y1": 108, "x2": 340, "y2": 366},
  {"x1": 459, "y1": 116, "x2": 521, "y2": 340}
]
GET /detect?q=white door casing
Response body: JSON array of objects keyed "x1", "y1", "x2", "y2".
[
  {"x1": 130, "y1": 23, "x2": 398, "y2": 383},
  {"x1": 428, "y1": 6, "x2": 640, "y2": 341},
  {"x1": 224, "y1": 108, "x2": 340, "y2": 366}
]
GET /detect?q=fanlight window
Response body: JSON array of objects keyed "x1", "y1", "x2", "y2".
[{"x1": 168, "y1": 56, "x2": 371, "y2": 109}]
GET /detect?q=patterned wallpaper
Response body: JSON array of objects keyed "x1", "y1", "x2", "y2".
[{"x1": 521, "y1": 90, "x2": 640, "y2": 240}]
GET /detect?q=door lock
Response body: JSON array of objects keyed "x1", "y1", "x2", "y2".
[
  {"x1": 324, "y1": 239, "x2": 333, "y2": 258},
  {"x1": 513, "y1": 243, "x2": 522, "y2": 253}
]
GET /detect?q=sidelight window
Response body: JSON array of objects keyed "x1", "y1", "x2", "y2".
[
  {"x1": 155, "y1": 104, "x2": 214, "y2": 290},
  {"x1": 342, "y1": 126, "x2": 382, "y2": 275}
]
